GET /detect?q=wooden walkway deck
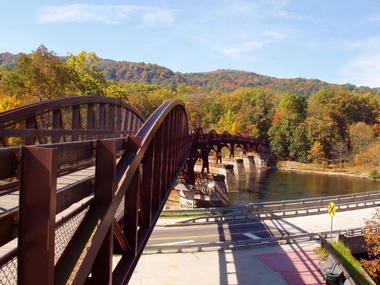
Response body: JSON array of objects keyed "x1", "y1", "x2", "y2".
[{"x1": 0, "y1": 166, "x2": 95, "y2": 214}]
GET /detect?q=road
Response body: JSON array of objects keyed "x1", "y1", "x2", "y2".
[{"x1": 147, "y1": 206, "x2": 378, "y2": 247}]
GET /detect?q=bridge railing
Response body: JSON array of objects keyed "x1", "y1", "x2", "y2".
[
  {"x1": 0, "y1": 96, "x2": 144, "y2": 146},
  {"x1": 0, "y1": 138, "x2": 131, "y2": 248},
  {"x1": 0, "y1": 99, "x2": 191, "y2": 284},
  {"x1": 191, "y1": 129, "x2": 268, "y2": 147}
]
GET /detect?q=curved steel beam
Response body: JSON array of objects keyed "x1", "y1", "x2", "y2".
[{"x1": 0, "y1": 96, "x2": 144, "y2": 127}]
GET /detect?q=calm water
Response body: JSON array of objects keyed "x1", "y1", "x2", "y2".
[{"x1": 228, "y1": 169, "x2": 380, "y2": 205}]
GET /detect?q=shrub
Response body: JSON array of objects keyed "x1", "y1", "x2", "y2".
[
  {"x1": 361, "y1": 209, "x2": 380, "y2": 283},
  {"x1": 369, "y1": 169, "x2": 380, "y2": 180}
]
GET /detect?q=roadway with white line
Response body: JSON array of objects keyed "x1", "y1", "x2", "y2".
[{"x1": 147, "y1": 207, "x2": 378, "y2": 247}]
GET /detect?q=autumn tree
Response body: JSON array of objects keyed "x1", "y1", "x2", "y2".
[
  {"x1": 0, "y1": 46, "x2": 72, "y2": 102},
  {"x1": 349, "y1": 122, "x2": 374, "y2": 155},
  {"x1": 66, "y1": 51, "x2": 106, "y2": 96},
  {"x1": 216, "y1": 88, "x2": 276, "y2": 137},
  {"x1": 361, "y1": 209, "x2": 380, "y2": 283},
  {"x1": 304, "y1": 116, "x2": 341, "y2": 159},
  {"x1": 289, "y1": 123, "x2": 310, "y2": 162},
  {"x1": 268, "y1": 93, "x2": 307, "y2": 160},
  {"x1": 308, "y1": 141, "x2": 325, "y2": 163},
  {"x1": 308, "y1": 88, "x2": 379, "y2": 157}
]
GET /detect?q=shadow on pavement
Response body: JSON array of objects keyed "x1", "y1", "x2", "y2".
[{"x1": 216, "y1": 213, "x2": 324, "y2": 285}]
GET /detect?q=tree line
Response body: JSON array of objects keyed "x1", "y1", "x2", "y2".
[{"x1": 1, "y1": 46, "x2": 379, "y2": 166}]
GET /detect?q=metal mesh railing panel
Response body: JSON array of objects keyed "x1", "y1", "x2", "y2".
[
  {"x1": 54, "y1": 207, "x2": 89, "y2": 264},
  {"x1": 0, "y1": 256, "x2": 17, "y2": 285}
]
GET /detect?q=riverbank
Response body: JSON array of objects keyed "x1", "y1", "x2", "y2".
[{"x1": 276, "y1": 161, "x2": 378, "y2": 180}]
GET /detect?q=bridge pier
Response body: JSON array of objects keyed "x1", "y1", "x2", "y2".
[
  {"x1": 224, "y1": 164, "x2": 237, "y2": 192},
  {"x1": 194, "y1": 174, "x2": 229, "y2": 207},
  {"x1": 234, "y1": 159, "x2": 246, "y2": 177},
  {"x1": 249, "y1": 152, "x2": 267, "y2": 168},
  {"x1": 242, "y1": 155, "x2": 256, "y2": 173}
]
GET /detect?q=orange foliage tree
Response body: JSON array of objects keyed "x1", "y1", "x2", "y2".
[{"x1": 361, "y1": 209, "x2": 380, "y2": 283}]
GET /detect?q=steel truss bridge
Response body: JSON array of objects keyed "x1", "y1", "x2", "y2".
[{"x1": 0, "y1": 96, "x2": 268, "y2": 284}]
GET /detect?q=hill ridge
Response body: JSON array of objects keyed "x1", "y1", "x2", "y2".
[{"x1": 0, "y1": 52, "x2": 378, "y2": 97}]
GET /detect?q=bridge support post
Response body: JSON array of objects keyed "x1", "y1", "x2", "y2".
[
  {"x1": 92, "y1": 139, "x2": 117, "y2": 284},
  {"x1": 186, "y1": 157, "x2": 196, "y2": 185},
  {"x1": 18, "y1": 146, "x2": 57, "y2": 285}
]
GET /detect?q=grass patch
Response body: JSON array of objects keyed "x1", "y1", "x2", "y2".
[
  {"x1": 159, "y1": 211, "x2": 211, "y2": 219},
  {"x1": 330, "y1": 240, "x2": 375, "y2": 285},
  {"x1": 369, "y1": 169, "x2": 380, "y2": 180},
  {"x1": 314, "y1": 246, "x2": 328, "y2": 261},
  {"x1": 159, "y1": 209, "x2": 233, "y2": 219}
]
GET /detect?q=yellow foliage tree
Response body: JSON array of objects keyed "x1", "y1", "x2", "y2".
[
  {"x1": 0, "y1": 95, "x2": 23, "y2": 146},
  {"x1": 307, "y1": 141, "x2": 325, "y2": 163},
  {"x1": 0, "y1": 95, "x2": 22, "y2": 112}
]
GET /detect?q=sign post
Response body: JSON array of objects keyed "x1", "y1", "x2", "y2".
[{"x1": 327, "y1": 201, "x2": 336, "y2": 241}]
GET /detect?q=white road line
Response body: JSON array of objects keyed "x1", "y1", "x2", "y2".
[
  {"x1": 243, "y1": 233, "x2": 261, "y2": 240},
  {"x1": 155, "y1": 221, "x2": 263, "y2": 230},
  {"x1": 153, "y1": 240, "x2": 195, "y2": 246}
]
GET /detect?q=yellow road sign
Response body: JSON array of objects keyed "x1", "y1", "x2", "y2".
[{"x1": 327, "y1": 201, "x2": 336, "y2": 217}]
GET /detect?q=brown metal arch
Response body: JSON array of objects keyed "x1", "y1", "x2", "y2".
[
  {"x1": 0, "y1": 96, "x2": 145, "y2": 145},
  {"x1": 0, "y1": 96, "x2": 144, "y2": 127}
]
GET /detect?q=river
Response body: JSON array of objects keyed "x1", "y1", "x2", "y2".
[{"x1": 228, "y1": 169, "x2": 380, "y2": 205}]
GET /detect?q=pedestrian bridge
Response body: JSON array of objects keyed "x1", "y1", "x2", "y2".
[{"x1": 0, "y1": 96, "x2": 267, "y2": 284}]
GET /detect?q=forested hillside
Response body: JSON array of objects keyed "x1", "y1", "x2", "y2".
[
  {"x1": 1, "y1": 46, "x2": 380, "y2": 169},
  {"x1": 0, "y1": 51, "x2": 378, "y2": 96}
]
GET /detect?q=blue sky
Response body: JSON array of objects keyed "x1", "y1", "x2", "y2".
[{"x1": 1, "y1": 1, "x2": 380, "y2": 87}]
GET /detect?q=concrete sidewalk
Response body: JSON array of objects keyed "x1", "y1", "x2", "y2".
[
  {"x1": 129, "y1": 204, "x2": 377, "y2": 284},
  {"x1": 127, "y1": 241, "x2": 323, "y2": 285}
]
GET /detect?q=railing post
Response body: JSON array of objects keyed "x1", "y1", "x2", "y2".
[
  {"x1": 125, "y1": 169, "x2": 140, "y2": 256},
  {"x1": 152, "y1": 133, "x2": 163, "y2": 212},
  {"x1": 18, "y1": 146, "x2": 57, "y2": 285},
  {"x1": 108, "y1": 105, "x2": 115, "y2": 134},
  {"x1": 72, "y1": 105, "x2": 80, "y2": 141},
  {"x1": 142, "y1": 144, "x2": 154, "y2": 228},
  {"x1": 52, "y1": 109, "x2": 62, "y2": 143},
  {"x1": 92, "y1": 139, "x2": 117, "y2": 284},
  {"x1": 87, "y1": 104, "x2": 94, "y2": 140},
  {"x1": 99, "y1": 104, "x2": 106, "y2": 138},
  {"x1": 124, "y1": 137, "x2": 142, "y2": 256},
  {"x1": 116, "y1": 106, "x2": 122, "y2": 134},
  {"x1": 25, "y1": 118, "x2": 37, "y2": 145}
]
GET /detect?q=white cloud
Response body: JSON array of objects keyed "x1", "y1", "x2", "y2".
[
  {"x1": 367, "y1": 16, "x2": 380, "y2": 23},
  {"x1": 263, "y1": 31, "x2": 285, "y2": 40},
  {"x1": 302, "y1": 36, "x2": 380, "y2": 53},
  {"x1": 276, "y1": 10, "x2": 314, "y2": 21},
  {"x1": 219, "y1": 31, "x2": 286, "y2": 56},
  {"x1": 342, "y1": 37, "x2": 380, "y2": 50},
  {"x1": 340, "y1": 54, "x2": 380, "y2": 87},
  {"x1": 221, "y1": 40, "x2": 265, "y2": 56},
  {"x1": 35, "y1": 4, "x2": 175, "y2": 26}
]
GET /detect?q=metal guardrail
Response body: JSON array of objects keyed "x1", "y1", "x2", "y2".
[
  {"x1": 162, "y1": 206, "x2": 245, "y2": 214},
  {"x1": 340, "y1": 225, "x2": 380, "y2": 237},
  {"x1": 167, "y1": 190, "x2": 380, "y2": 225},
  {"x1": 175, "y1": 199, "x2": 380, "y2": 225},
  {"x1": 144, "y1": 227, "x2": 362, "y2": 254},
  {"x1": 248, "y1": 190, "x2": 380, "y2": 211},
  {"x1": 163, "y1": 190, "x2": 380, "y2": 216}
]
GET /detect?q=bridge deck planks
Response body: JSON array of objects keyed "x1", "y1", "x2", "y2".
[{"x1": 0, "y1": 166, "x2": 95, "y2": 214}]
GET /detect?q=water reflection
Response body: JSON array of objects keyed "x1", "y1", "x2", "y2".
[{"x1": 228, "y1": 169, "x2": 380, "y2": 205}]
